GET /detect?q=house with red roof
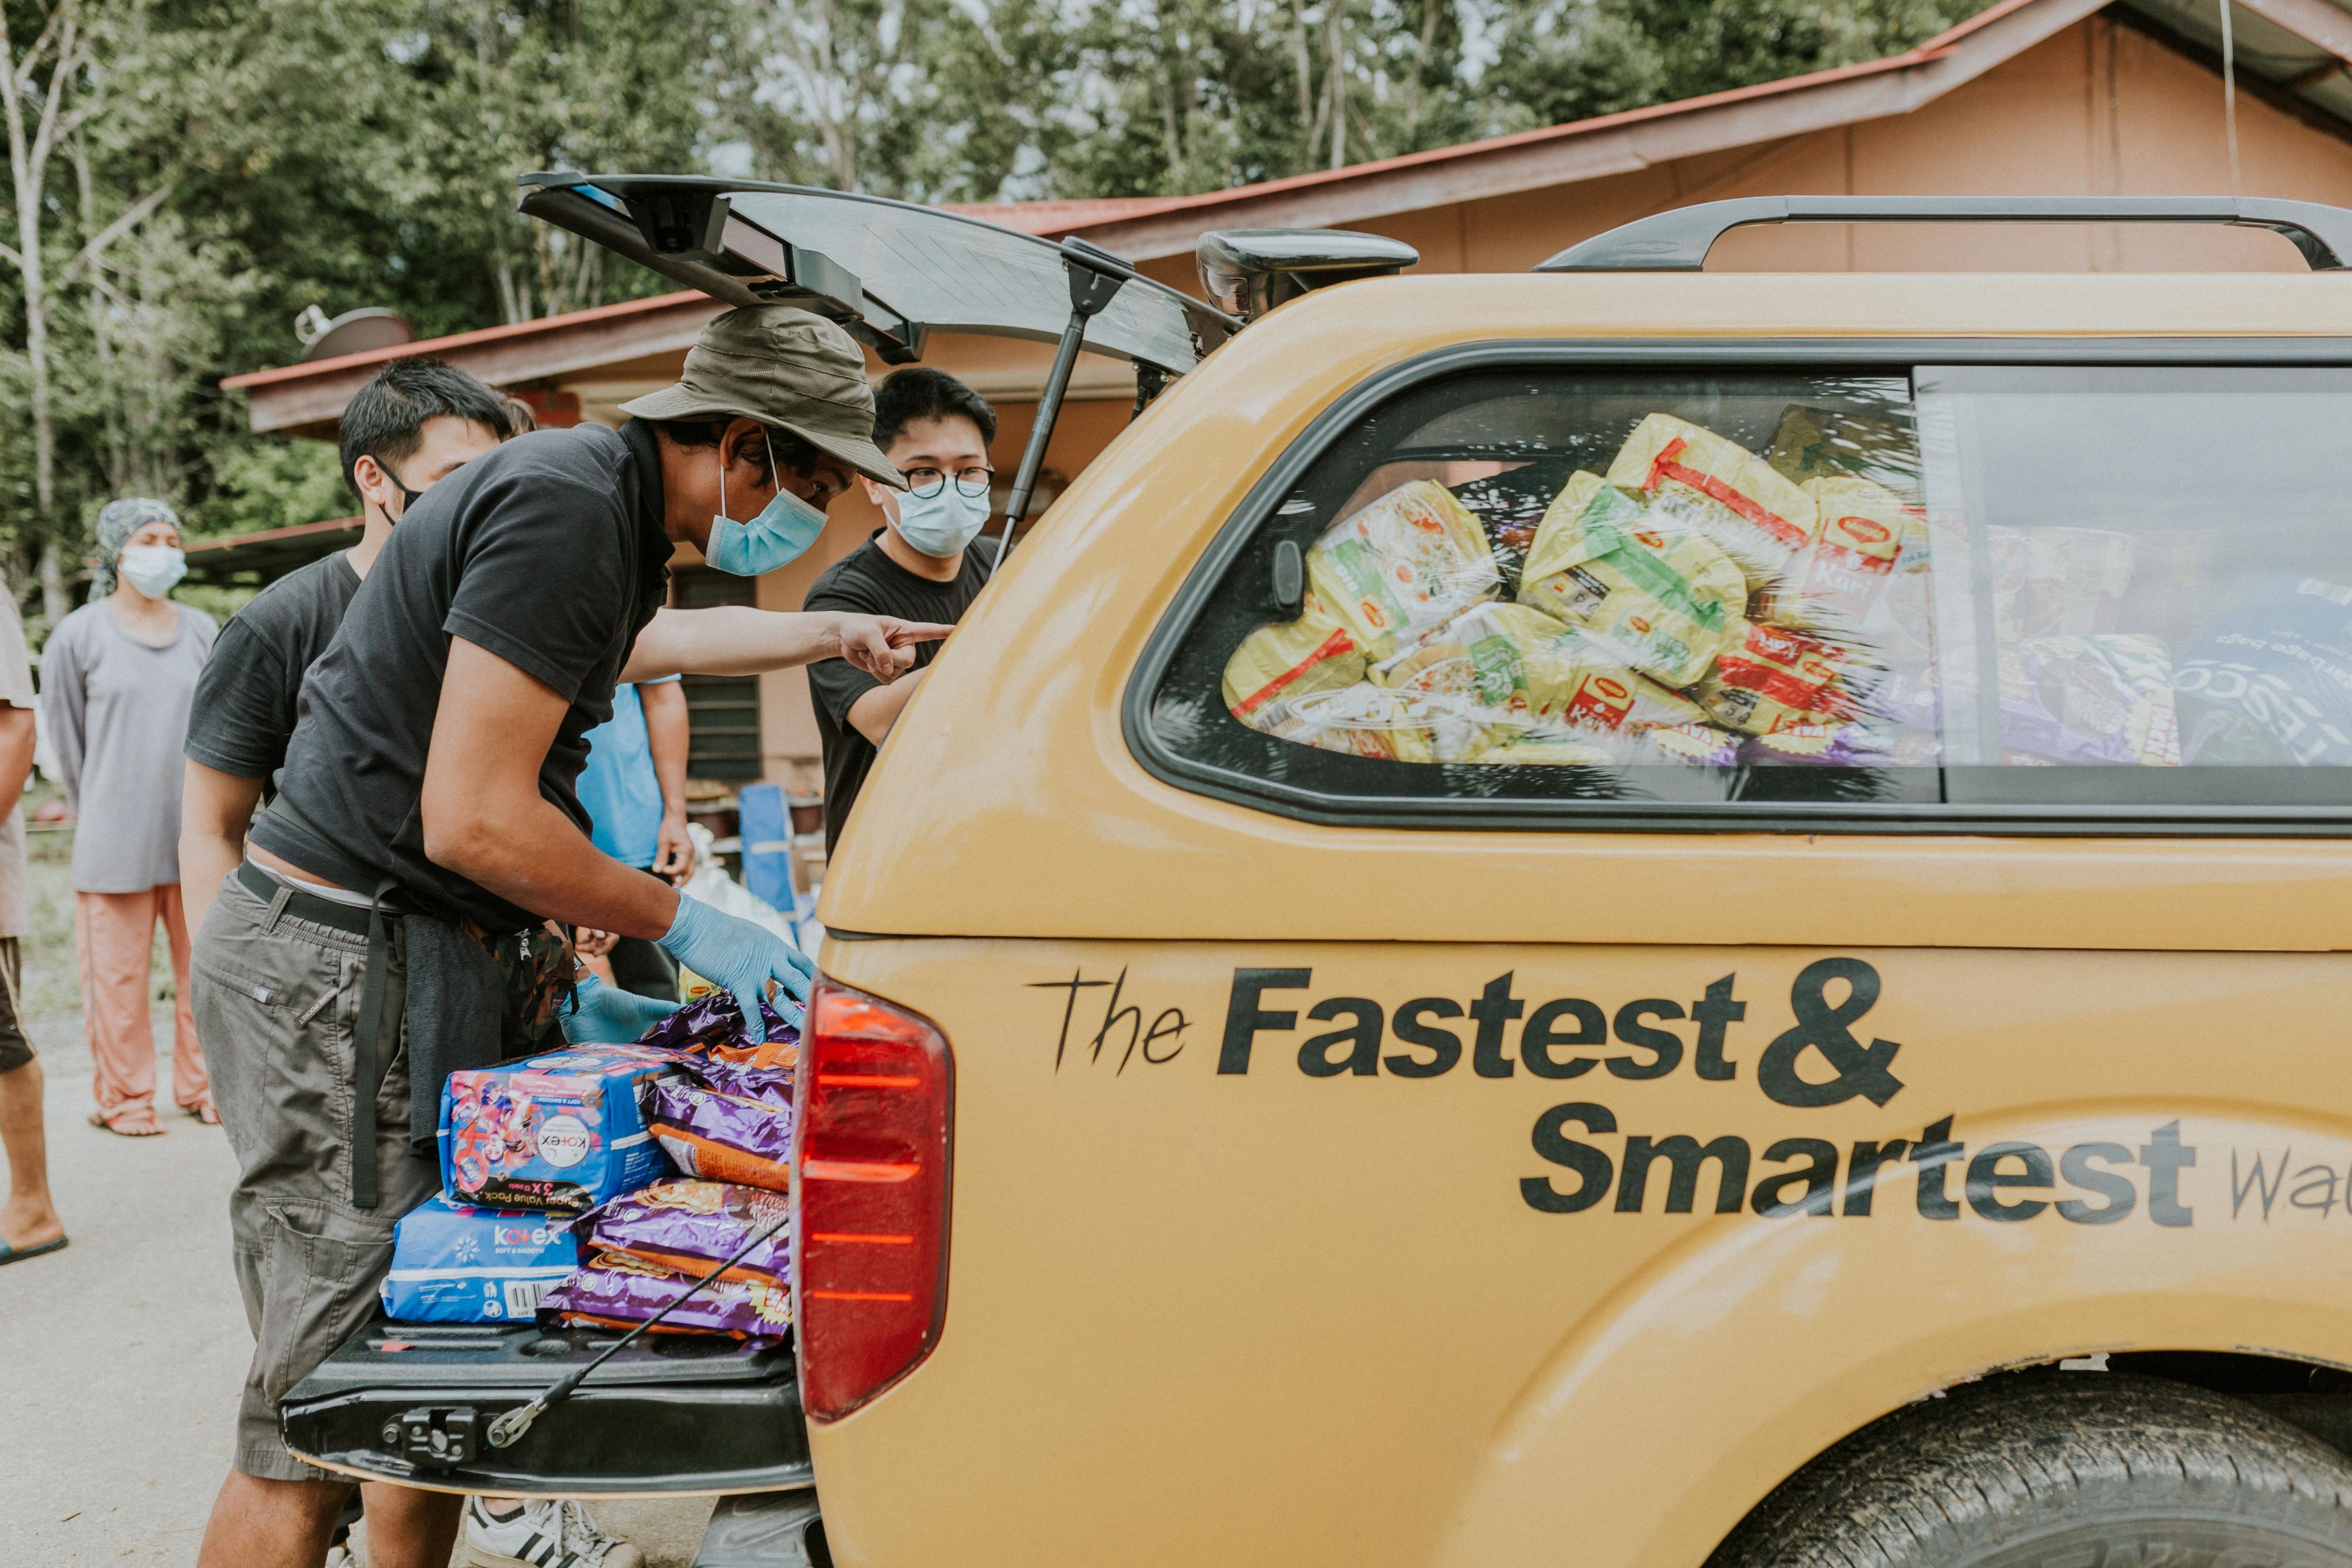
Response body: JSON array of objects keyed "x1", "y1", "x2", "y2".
[{"x1": 210, "y1": 0, "x2": 2352, "y2": 796}]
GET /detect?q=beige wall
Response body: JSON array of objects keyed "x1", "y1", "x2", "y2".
[{"x1": 1337, "y1": 18, "x2": 2351, "y2": 276}]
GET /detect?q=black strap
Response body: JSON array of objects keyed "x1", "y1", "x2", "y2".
[
  {"x1": 260, "y1": 799, "x2": 409, "y2": 1210},
  {"x1": 350, "y1": 877, "x2": 404, "y2": 1210}
]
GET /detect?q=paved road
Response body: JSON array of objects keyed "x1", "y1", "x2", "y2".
[{"x1": 0, "y1": 1012, "x2": 712, "y2": 1566}]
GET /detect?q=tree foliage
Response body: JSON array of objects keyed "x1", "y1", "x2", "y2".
[{"x1": 0, "y1": 0, "x2": 1982, "y2": 633}]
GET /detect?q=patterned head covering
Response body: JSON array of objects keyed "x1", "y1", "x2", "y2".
[{"x1": 92, "y1": 498, "x2": 180, "y2": 597}]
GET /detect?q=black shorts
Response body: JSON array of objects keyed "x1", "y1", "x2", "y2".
[{"x1": 0, "y1": 937, "x2": 30, "y2": 1075}]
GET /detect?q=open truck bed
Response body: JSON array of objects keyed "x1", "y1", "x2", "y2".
[{"x1": 280, "y1": 1318, "x2": 810, "y2": 1497}]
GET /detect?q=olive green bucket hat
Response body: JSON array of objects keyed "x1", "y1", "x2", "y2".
[{"x1": 620, "y1": 304, "x2": 903, "y2": 488}]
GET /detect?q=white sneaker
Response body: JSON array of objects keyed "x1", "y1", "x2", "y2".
[{"x1": 462, "y1": 1496, "x2": 647, "y2": 1568}]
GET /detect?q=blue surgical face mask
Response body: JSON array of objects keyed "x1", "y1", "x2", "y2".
[
  {"x1": 892, "y1": 481, "x2": 991, "y2": 560},
  {"x1": 706, "y1": 432, "x2": 827, "y2": 576},
  {"x1": 119, "y1": 544, "x2": 188, "y2": 599}
]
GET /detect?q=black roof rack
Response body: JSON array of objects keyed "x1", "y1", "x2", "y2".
[{"x1": 1536, "y1": 195, "x2": 2352, "y2": 273}]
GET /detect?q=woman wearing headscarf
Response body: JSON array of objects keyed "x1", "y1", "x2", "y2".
[{"x1": 42, "y1": 499, "x2": 219, "y2": 1135}]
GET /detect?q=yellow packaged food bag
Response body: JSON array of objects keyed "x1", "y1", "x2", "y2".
[
  {"x1": 1553, "y1": 665, "x2": 1709, "y2": 734},
  {"x1": 1607, "y1": 413, "x2": 1818, "y2": 590},
  {"x1": 1305, "y1": 479, "x2": 1498, "y2": 657},
  {"x1": 1693, "y1": 618, "x2": 1847, "y2": 734},
  {"x1": 1472, "y1": 731, "x2": 1617, "y2": 767},
  {"x1": 1222, "y1": 589, "x2": 1368, "y2": 719},
  {"x1": 1761, "y1": 475, "x2": 1914, "y2": 634},
  {"x1": 1517, "y1": 471, "x2": 1745, "y2": 688},
  {"x1": 1252, "y1": 683, "x2": 1439, "y2": 764},
  {"x1": 1372, "y1": 602, "x2": 1562, "y2": 720}
]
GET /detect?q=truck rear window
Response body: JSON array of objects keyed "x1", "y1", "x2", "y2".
[{"x1": 1138, "y1": 356, "x2": 2352, "y2": 831}]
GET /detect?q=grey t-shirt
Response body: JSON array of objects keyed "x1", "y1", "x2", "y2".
[
  {"x1": 0, "y1": 598, "x2": 36, "y2": 937},
  {"x1": 42, "y1": 601, "x2": 218, "y2": 893}
]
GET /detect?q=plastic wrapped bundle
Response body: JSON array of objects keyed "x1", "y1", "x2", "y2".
[
  {"x1": 585, "y1": 1180, "x2": 791, "y2": 1286},
  {"x1": 381, "y1": 1196, "x2": 583, "y2": 1325},
  {"x1": 540, "y1": 1251, "x2": 791, "y2": 1344},
  {"x1": 1251, "y1": 683, "x2": 1442, "y2": 762},
  {"x1": 1303, "y1": 479, "x2": 1500, "y2": 657},
  {"x1": 2175, "y1": 575, "x2": 2352, "y2": 765},
  {"x1": 648, "y1": 1077, "x2": 794, "y2": 1191},
  {"x1": 1695, "y1": 619, "x2": 1847, "y2": 735},
  {"x1": 1999, "y1": 634, "x2": 2181, "y2": 766},
  {"x1": 1742, "y1": 721, "x2": 1936, "y2": 769},
  {"x1": 637, "y1": 990, "x2": 800, "y2": 1073},
  {"x1": 1762, "y1": 476, "x2": 1915, "y2": 636},
  {"x1": 440, "y1": 1046, "x2": 682, "y2": 1214},
  {"x1": 1607, "y1": 414, "x2": 1818, "y2": 591},
  {"x1": 1517, "y1": 472, "x2": 1746, "y2": 688},
  {"x1": 1222, "y1": 590, "x2": 1367, "y2": 721}
]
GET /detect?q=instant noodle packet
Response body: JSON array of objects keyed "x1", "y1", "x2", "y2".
[
  {"x1": 637, "y1": 990, "x2": 801, "y2": 1073},
  {"x1": 1251, "y1": 682, "x2": 1442, "y2": 762},
  {"x1": 1221, "y1": 589, "x2": 1367, "y2": 719},
  {"x1": 1304, "y1": 479, "x2": 1499, "y2": 657},
  {"x1": 1998, "y1": 633, "x2": 2181, "y2": 766},
  {"x1": 540, "y1": 1250, "x2": 791, "y2": 1344},
  {"x1": 1695, "y1": 618, "x2": 1848, "y2": 734},
  {"x1": 1762, "y1": 476, "x2": 1914, "y2": 634},
  {"x1": 585, "y1": 1179, "x2": 791, "y2": 1286},
  {"x1": 1517, "y1": 472, "x2": 1745, "y2": 688},
  {"x1": 1607, "y1": 414, "x2": 1817, "y2": 590},
  {"x1": 1643, "y1": 722, "x2": 1744, "y2": 767},
  {"x1": 649, "y1": 1076, "x2": 794, "y2": 1191}
]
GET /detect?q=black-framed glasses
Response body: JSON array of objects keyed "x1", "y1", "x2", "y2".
[{"x1": 903, "y1": 464, "x2": 993, "y2": 500}]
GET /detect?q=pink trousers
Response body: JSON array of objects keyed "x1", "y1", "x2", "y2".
[{"x1": 75, "y1": 886, "x2": 207, "y2": 1120}]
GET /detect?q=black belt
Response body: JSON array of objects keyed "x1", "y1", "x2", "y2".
[{"x1": 247, "y1": 799, "x2": 408, "y2": 1211}]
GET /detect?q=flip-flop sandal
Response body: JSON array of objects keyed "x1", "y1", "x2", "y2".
[
  {"x1": 0, "y1": 1236, "x2": 66, "y2": 1265},
  {"x1": 185, "y1": 1103, "x2": 221, "y2": 1126},
  {"x1": 88, "y1": 1109, "x2": 165, "y2": 1137}
]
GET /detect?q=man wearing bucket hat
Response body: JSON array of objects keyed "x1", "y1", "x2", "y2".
[{"x1": 193, "y1": 305, "x2": 951, "y2": 1568}]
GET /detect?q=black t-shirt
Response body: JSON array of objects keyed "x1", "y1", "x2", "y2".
[
  {"x1": 183, "y1": 549, "x2": 362, "y2": 792},
  {"x1": 804, "y1": 533, "x2": 994, "y2": 853},
  {"x1": 249, "y1": 421, "x2": 672, "y2": 928}
]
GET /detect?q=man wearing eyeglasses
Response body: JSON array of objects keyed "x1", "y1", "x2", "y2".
[{"x1": 805, "y1": 367, "x2": 999, "y2": 854}]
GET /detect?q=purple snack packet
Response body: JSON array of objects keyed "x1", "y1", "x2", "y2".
[
  {"x1": 540, "y1": 1252, "x2": 791, "y2": 1344},
  {"x1": 586, "y1": 1179, "x2": 791, "y2": 1284},
  {"x1": 636, "y1": 991, "x2": 802, "y2": 1073},
  {"x1": 649, "y1": 1079, "x2": 794, "y2": 1192}
]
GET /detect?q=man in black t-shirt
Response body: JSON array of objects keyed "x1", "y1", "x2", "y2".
[
  {"x1": 191, "y1": 307, "x2": 951, "y2": 1568},
  {"x1": 180, "y1": 358, "x2": 513, "y2": 939},
  {"x1": 806, "y1": 367, "x2": 1000, "y2": 853}
]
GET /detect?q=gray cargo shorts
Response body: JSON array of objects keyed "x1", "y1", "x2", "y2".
[{"x1": 192, "y1": 870, "x2": 438, "y2": 1483}]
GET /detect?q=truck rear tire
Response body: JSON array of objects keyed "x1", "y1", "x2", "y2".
[{"x1": 1705, "y1": 1372, "x2": 2352, "y2": 1568}]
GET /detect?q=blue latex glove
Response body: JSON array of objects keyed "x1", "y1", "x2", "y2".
[
  {"x1": 560, "y1": 973, "x2": 678, "y2": 1045},
  {"x1": 656, "y1": 893, "x2": 815, "y2": 1043}
]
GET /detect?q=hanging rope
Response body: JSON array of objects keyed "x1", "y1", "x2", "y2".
[{"x1": 2220, "y1": 0, "x2": 2243, "y2": 192}]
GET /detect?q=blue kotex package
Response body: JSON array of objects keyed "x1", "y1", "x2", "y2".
[
  {"x1": 380, "y1": 1195, "x2": 582, "y2": 1325},
  {"x1": 439, "y1": 1043, "x2": 682, "y2": 1213}
]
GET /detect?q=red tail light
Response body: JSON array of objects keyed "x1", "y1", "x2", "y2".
[{"x1": 794, "y1": 978, "x2": 954, "y2": 1422}]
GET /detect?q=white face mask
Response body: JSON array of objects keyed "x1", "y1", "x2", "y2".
[
  {"x1": 119, "y1": 545, "x2": 187, "y2": 599},
  {"x1": 892, "y1": 481, "x2": 992, "y2": 559}
]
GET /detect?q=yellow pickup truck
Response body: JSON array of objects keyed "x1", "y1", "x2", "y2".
[
  {"x1": 801, "y1": 198, "x2": 2352, "y2": 1568},
  {"x1": 285, "y1": 189, "x2": 2352, "y2": 1568}
]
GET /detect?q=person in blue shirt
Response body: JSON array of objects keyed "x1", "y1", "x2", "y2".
[{"x1": 574, "y1": 677, "x2": 694, "y2": 1000}]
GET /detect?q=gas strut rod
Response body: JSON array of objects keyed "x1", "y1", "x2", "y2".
[
  {"x1": 990, "y1": 239, "x2": 1132, "y2": 566},
  {"x1": 485, "y1": 1207, "x2": 794, "y2": 1451}
]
